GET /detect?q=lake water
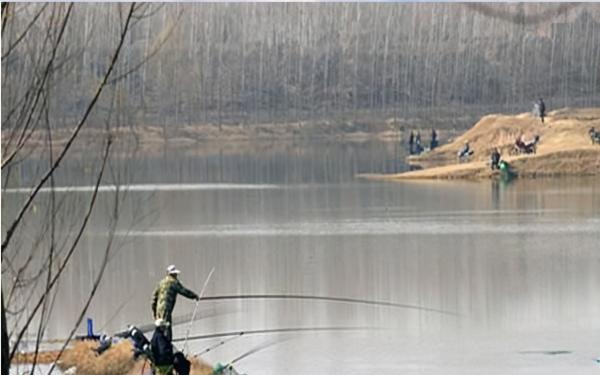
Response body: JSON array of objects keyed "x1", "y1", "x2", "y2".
[{"x1": 3, "y1": 140, "x2": 600, "y2": 374}]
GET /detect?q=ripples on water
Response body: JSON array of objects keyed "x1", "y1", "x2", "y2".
[{"x1": 3, "y1": 141, "x2": 600, "y2": 374}]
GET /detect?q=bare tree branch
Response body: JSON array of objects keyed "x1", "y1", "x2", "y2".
[
  {"x1": 2, "y1": 3, "x2": 72, "y2": 169},
  {"x1": 1, "y1": 3, "x2": 135, "y2": 255},
  {"x1": 8, "y1": 134, "x2": 113, "y2": 363},
  {"x1": 1, "y1": 4, "x2": 48, "y2": 61}
]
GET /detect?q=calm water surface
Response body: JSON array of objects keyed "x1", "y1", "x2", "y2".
[{"x1": 3, "y1": 140, "x2": 600, "y2": 374}]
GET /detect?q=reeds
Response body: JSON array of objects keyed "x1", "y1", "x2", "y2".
[{"x1": 16, "y1": 340, "x2": 215, "y2": 375}]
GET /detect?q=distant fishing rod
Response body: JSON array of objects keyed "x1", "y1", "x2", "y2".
[
  {"x1": 175, "y1": 325, "x2": 381, "y2": 343},
  {"x1": 199, "y1": 294, "x2": 458, "y2": 316}
]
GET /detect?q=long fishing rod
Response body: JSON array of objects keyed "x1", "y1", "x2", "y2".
[
  {"x1": 229, "y1": 338, "x2": 282, "y2": 365},
  {"x1": 183, "y1": 267, "x2": 215, "y2": 353},
  {"x1": 40, "y1": 300, "x2": 229, "y2": 345},
  {"x1": 194, "y1": 332, "x2": 245, "y2": 358},
  {"x1": 199, "y1": 294, "x2": 458, "y2": 316},
  {"x1": 175, "y1": 325, "x2": 381, "y2": 343}
]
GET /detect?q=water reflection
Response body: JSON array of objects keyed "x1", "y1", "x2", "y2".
[{"x1": 2, "y1": 140, "x2": 599, "y2": 374}]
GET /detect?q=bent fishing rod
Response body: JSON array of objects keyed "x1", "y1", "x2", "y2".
[
  {"x1": 199, "y1": 294, "x2": 458, "y2": 316},
  {"x1": 193, "y1": 332, "x2": 245, "y2": 357},
  {"x1": 174, "y1": 325, "x2": 382, "y2": 344}
]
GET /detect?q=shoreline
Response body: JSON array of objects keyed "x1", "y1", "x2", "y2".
[{"x1": 359, "y1": 108, "x2": 600, "y2": 181}]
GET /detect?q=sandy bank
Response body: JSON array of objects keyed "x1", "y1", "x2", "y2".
[{"x1": 359, "y1": 108, "x2": 600, "y2": 180}]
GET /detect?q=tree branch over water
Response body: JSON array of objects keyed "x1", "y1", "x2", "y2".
[{"x1": 0, "y1": 4, "x2": 155, "y2": 375}]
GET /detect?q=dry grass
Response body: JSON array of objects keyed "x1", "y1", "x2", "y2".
[
  {"x1": 58, "y1": 341, "x2": 137, "y2": 375},
  {"x1": 16, "y1": 340, "x2": 214, "y2": 375}
]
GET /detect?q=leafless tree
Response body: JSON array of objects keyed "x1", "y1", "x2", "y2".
[{"x1": 1, "y1": 3, "x2": 168, "y2": 374}]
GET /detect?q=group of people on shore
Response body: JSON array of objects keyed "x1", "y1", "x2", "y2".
[
  {"x1": 408, "y1": 128, "x2": 438, "y2": 155},
  {"x1": 457, "y1": 98, "x2": 548, "y2": 168}
]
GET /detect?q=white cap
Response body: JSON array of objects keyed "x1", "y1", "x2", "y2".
[{"x1": 167, "y1": 265, "x2": 180, "y2": 275}]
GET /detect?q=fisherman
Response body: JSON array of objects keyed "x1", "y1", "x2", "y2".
[
  {"x1": 534, "y1": 98, "x2": 546, "y2": 123},
  {"x1": 151, "y1": 319, "x2": 190, "y2": 375},
  {"x1": 490, "y1": 148, "x2": 501, "y2": 170},
  {"x1": 94, "y1": 334, "x2": 113, "y2": 355},
  {"x1": 408, "y1": 131, "x2": 415, "y2": 155},
  {"x1": 126, "y1": 325, "x2": 151, "y2": 359},
  {"x1": 516, "y1": 135, "x2": 540, "y2": 154},
  {"x1": 430, "y1": 128, "x2": 438, "y2": 150},
  {"x1": 152, "y1": 265, "x2": 200, "y2": 340},
  {"x1": 151, "y1": 319, "x2": 175, "y2": 374},
  {"x1": 590, "y1": 127, "x2": 600, "y2": 144},
  {"x1": 457, "y1": 142, "x2": 472, "y2": 162},
  {"x1": 415, "y1": 132, "x2": 422, "y2": 154}
]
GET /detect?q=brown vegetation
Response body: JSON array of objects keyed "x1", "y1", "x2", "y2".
[{"x1": 15, "y1": 340, "x2": 214, "y2": 375}]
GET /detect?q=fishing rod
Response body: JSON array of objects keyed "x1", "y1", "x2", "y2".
[
  {"x1": 194, "y1": 332, "x2": 245, "y2": 357},
  {"x1": 213, "y1": 337, "x2": 291, "y2": 374},
  {"x1": 39, "y1": 300, "x2": 230, "y2": 345},
  {"x1": 183, "y1": 267, "x2": 215, "y2": 353},
  {"x1": 199, "y1": 294, "x2": 458, "y2": 316},
  {"x1": 175, "y1": 325, "x2": 381, "y2": 343},
  {"x1": 98, "y1": 291, "x2": 136, "y2": 332}
]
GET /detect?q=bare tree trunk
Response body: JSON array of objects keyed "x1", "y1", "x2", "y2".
[{"x1": 2, "y1": 293, "x2": 9, "y2": 375}]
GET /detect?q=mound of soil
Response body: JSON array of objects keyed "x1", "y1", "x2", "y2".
[{"x1": 361, "y1": 108, "x2": 600, "y2": 180}]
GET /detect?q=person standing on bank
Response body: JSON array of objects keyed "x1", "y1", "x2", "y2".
[
  {"x1": 430, "y1": 128, "x2": 438, "y2": 150},
  {"x1": 152, "y1": 265, "x2": 199, "y2": 340},
  {"x1": 408, "y1": 131, "x2": 415, "y2": 155},
  {"x1": 533, "y1": 98, "x2": 546, "y2": 123}
]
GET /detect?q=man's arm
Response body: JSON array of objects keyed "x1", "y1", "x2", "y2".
[
  {"x1": 176, "y1": 281, "x2": 199, "y2": 300},
  {"x1": 151, "y1": 287, "x2": 159, "y2": 318}
]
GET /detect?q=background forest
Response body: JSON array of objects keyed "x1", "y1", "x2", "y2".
[{"x1": 3, "y1": 3, "x2": 600, "y2": 132}]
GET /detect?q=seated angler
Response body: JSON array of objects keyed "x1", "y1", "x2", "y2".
[
  {"x1": 457, "y1": 142, "x2": 472, "y2": 162},
  {"x1": 126, "y1": 325, "x2": 151, "y2": 359},
  {"x1": 151, "y1": 319, "x2": 190, "y2": 375}
]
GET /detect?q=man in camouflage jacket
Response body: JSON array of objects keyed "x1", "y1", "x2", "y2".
[{"x1": 152, "y1": 265, "x2": 199, "y2": 340}]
